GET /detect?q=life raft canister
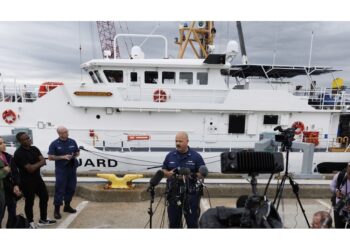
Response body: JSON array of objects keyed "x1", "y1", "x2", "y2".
[
  {"x1": 292, "y1": 121, "x2": 305, "y2": 135},
  {"x1": 38, "y1": 82, "x2": 64, "y2": 97},
  {"x1": 153, "y1": 89, "x2": 167, "y2": 102},
  {"x1": 2, "y1": 109, "x2": 16, "y2": 124}
]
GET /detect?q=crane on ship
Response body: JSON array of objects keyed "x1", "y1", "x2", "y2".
[
  {"x1": 175, "y1": 21, "x2": 248, "y2": 64},
  {"x1": 96, "y1": 21, "x2": 120, "y2": 58},
  {"x1": 175, "y1": 21, "x2": 216, "y2": 59}
]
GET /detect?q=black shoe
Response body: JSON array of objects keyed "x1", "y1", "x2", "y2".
[
  {"x1": 64, "y1": 205, "x2": 77, "y2": 213},
  {"x1": 54, "y1": 210, "x2": 62, "y2": 220},
  {"x1": 38, "y1": 218, "x2": 56, "y2": 226}
]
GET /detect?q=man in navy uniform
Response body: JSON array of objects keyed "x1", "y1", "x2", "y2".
[
  {"x1": 162, "y1": 131, "x2": 206, "y2": 228},
  {"x1": 48, "y1": 126, "x2": 80, "y2": 220}
]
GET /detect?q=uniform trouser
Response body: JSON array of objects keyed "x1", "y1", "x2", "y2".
[
  {"x1": 0, "y1": 190, "x2": 5, "y2": 228},
  {"x1": 4, "y1": 191, "x2": 17, "y2": 228},
  {"x1": 54, "y1": 166, "x2": 77, "y2": 206},
  {"x1": 167, "y1": 192, "x2": 201, "y2": 228},
  {"x1": 21, "y1": 177, "x2": 49, "y2": 223}
]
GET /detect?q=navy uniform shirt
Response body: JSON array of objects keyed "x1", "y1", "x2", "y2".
[
  {"x1": 48, "y1": 138, "x2": 80, "y2": 168},
  {"x1": 162, "y1": 147, "x2": 205, "y2": 185}
]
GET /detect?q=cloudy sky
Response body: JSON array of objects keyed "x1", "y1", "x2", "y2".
[{"x1": 1, "y1": 21, "x2": 350, "y2": 87}]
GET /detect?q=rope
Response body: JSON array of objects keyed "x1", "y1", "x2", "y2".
[
  {"x1": 117, "y1": 22, "x2": 131, "y2": 58},
  {"x1": 83, "y1": 149, "x2": 161, "y2": 169},
  {"x1": 124, "y1": 21, "x2": 134, "y2": 47}
]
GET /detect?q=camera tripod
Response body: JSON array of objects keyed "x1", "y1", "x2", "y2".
[{"x1": 272, "y1": 145, "x2": 311, "y2": 228}]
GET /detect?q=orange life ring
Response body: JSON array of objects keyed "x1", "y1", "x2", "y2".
[
  {"x1": 153, "y1": 89, "x2": 167, "y2": 102},
  {"x1": 292, "y1": 121, "x2": 305, "y2": 135},
  {"x1": 2, "y1": 109, "x2": 16, "y2": 124}
]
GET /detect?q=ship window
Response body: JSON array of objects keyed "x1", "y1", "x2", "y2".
[
  {"x1": 180, "y1": 72, "x2": 193, "y2": 85},
  {"x1": 94, "y1": 70, "x2": 103, "y2": 83},
  {"x1": 228, "y1": 114, "x2": 245, "y2": 134},
  {"x1": 162, "y1": 71, "x2": 175, "y2": 84},
  {"x1": 145, "y1": 71, "x2": 158, "y2": 84},
  {"x1": 89, "y1": 71, "x2": 98, "y2": 84},
  {"x1": 130, "y1": 72, "x2": 137, "y2": 82},
  {"x1": 197, "y1": 72, "x2": 208, "y2": 85},
  {"x1": 263, "y1": 115, "x2": 278, "y2": 125},
  {"x1": 104, "y1": 70, "x2": 123, "y2": 83}
]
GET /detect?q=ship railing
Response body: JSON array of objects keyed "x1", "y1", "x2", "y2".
[
  {"x1": 78, "y1": 137, "x2": 257, "y2": 153},
  {"x1": 292, "y1": 88, "x2": 350, "y2": 110},
  {"x1": 76, "y1": 132, "x2": 345, "y2": 154},
  {"x1": 0, "y1": 81, "x2": 39, "y2": 103}
]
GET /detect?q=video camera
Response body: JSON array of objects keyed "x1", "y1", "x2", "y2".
[
  {"x1": 274, "y1": 125, "x2": 296, "y2": 150},
  {"x1": 334, "y1": 196, "x2": 350, "y2": 218}
]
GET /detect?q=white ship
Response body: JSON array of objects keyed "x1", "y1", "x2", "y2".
[{"x1": 1, "y1": 22, "x2": 350, "y2": 176}]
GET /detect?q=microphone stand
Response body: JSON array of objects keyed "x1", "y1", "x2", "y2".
[{"x1": 147, "y1": 185, "x2": 155, "y2": 229}]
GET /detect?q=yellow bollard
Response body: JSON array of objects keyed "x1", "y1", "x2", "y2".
[{"x1": 97, "y1": 173, "x2": 144, "y2": 189}]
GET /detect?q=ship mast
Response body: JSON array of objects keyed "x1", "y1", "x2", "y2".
[{"x1": 176, "y1": 21, "x2": 216, "y2": 59}]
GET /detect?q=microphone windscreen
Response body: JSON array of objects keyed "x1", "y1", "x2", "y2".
[
  {"x1": 149, "y1": 170, "x2": 164, "y2": 187},
  {"x1": 199, "y1": 165, "x2": 208, "y2": 178},
  {"x1": 79, "y1": 146, "x2": 85, "y2": 150},
  {"x1": 178, "y1": 168, "x2": 191, "y2": 176}
]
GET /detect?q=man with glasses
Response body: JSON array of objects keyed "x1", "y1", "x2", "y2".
[
  {"x1": 13, "y1": 132, "x2": 56, "y2": 228},
  {"x1": 48, "y1": 126, "x2": 80, "y2": 220}
]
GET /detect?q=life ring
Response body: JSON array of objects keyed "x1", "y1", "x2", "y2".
[
  {"x1": 2, "y1": 109, "x2": 16, "y2": 124},
  {"x1": 153, "y1": 89, "x2": 167, "y2": 102},
  {"x1": 292, "y1": 121, "x2": 305, "y2": 135}
]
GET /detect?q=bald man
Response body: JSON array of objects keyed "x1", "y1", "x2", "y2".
[
  {"x1": 48, "y1": 126, "x2": 80, "y2": 219},
  {"x1": 162, "y1": 132, "x2": 206, "y2": 228}
]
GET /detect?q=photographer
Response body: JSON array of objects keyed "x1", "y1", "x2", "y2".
[
  {"x1": 162, "y1": 132, "x2": 206, "y2": 228},
  {"x1": 330, "y1": 163, "x2": 350, "y2": 228},
  {"x1": 48, "y1": 126, "x2": 80, "y2": 220}
]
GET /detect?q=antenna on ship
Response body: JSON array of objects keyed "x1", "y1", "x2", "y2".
[
  {"x1": 176, "y1": 21, "x2": 216, "y2": 59},
  {"x1": 236, "y1": 21, "x2": 248, "y2": 65},
  {"x1": 78, "y1": 22, "x2": 83, "y2": 82}
]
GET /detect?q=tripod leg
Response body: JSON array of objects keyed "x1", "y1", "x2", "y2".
[
  {"x1": 287, "y1": 176, "x2": 310, "y2": 228},
  {"x1": 264, "y1": 173, "x2": 274, "y2": 196},
  {"x1": 273, "y1": 175, "x2": 287, "y2": 210}
]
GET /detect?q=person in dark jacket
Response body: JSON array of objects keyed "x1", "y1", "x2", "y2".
[
  {"x1": 0, "y1": 137, "x2": 22, "y2": 228},
  {"x1": 0, "y1": 159, "x2": 10, "y2": 228},
  {"x1": 162, "y1": 132, "x2": 206, "y2": 228},
  {"x1": 13, "y1": 132, "x2": 56, "y2": 228}
]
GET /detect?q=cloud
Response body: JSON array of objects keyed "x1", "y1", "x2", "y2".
[{"x1": 0, "y1": 21, "x2": 349, "y2": 86}]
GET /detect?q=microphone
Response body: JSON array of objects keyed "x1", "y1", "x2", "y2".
[
  {"x1": 321, "y1": 214, "x2": 332, "y2": 228},
  {"x1": 199, "y1": 165, "x2": 208, "y2": 178},
  {"x1": 178, "y1": 167, "x2": 191, "y2": 176},
  {"x1": 149, "y1": 170, "x2": 164, "y2": 187},
  {"x1": 79, "y1": 146, "x2": 85, "y2": 150}
]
